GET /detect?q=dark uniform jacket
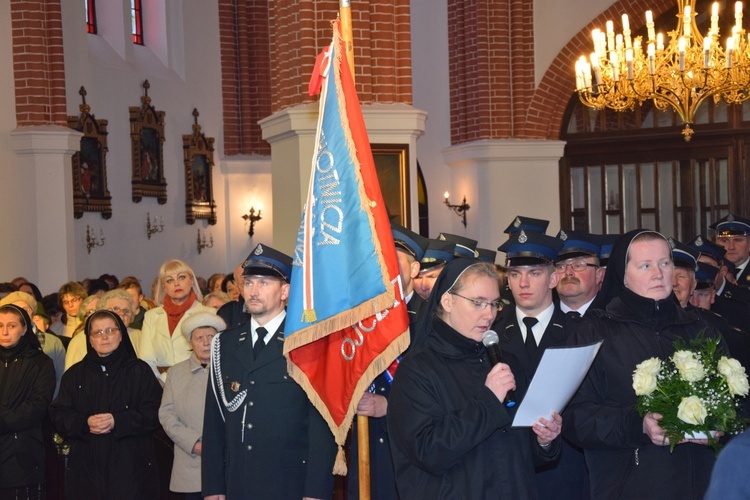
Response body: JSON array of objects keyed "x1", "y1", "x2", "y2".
[
  {"x1": 347, "y1": 293, "x2": 424, "y2": 500},
  {"x1": 202, "y1": 316, "x2": 336, "y2": 499},
  {"x1": 51, "y1": 354, "x2": 162, "y2": 499},
  {"x1": 735, "y1": 262, "x2": 750, "y2": 288},
  {"x1": 0, "y1": 334, "x2": 55, "y2": 489},
  {"x1": 492, "y1": 305, "x2": 587, "y2": 500},
  {"x1": 564, "y1": 290, "x2": 722, "y2": 500},
  {"x1": 387, "y1": 317, "x2": 560, "y2": 499}
]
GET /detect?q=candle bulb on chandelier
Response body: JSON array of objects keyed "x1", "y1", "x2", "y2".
[
  {"x1": 610, "y1": 50, "x2": 619, "y2": 81},
  {"x1": 703, "y1": 36, "x2": 711, "y2": 69},
  {"x1": 711, "y1": 3, "x2": 719, "y2": 35},
  {"x1": 626, "y1": 49, "x2": 634, "y2": 80},
  {"x1": 647, "y1": 43, "x2": 656, "y2": 75},
  {"x1": 622, "y1": 14, "x2": 632, "y2": 49},
  {"x1": 592, "y1": 29, "x2": 602, "y2": 58},
  {"x1": 678, "y1": 37, "x2": 686, "y2": 72},
  {"x1": 591, "y1": 54, "x2": 602, "y2": 84},
  {"x1": 616, "y1": 33, "x2": 623, "y2": 51},
  {"x1": 646, "y1": 10, "x2": 655, "y2": 41},
  {"x1": 657, "y1": 33, "x2": 664, "y2": 51},
  {"x1": 683, "y1": 6, "x2": 691, "y2": 38},
  {"x1": 727, "y1": 36, "x2": 734, "y2": 68},
  {"x1": 606, "y1": 20, "x2": 615, "y2": 51},
  {"x1": 736, "y1": 2, "x2": 743, "y2": 31}
]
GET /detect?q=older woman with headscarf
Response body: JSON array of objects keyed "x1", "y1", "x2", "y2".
[
  {"x1": 159, "y1": 311, "x2": 225, "y2": 500},
  {"x1": 564, "y1": 230, "x2": 725, "y2": 499},
  {"x1": 0, "y1": 304, "x2": 55, "y2": 499},
  {"x1": 138, "y1": 259, "x2": 214, "y2": 382},
  {"x1": 51, "y1": 310, "x2": 162, "y2": 500},
  {"x1": 387, "y1": 259, "x2": 562, "y2": 499}
]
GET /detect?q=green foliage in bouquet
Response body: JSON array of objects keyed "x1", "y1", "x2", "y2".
[{"x1": 632, "y1": 333, "x2": 749, "y2": 453}]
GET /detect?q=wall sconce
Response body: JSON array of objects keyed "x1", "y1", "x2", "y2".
[
  {"x1": 86, "y1": 225, "x2": 105, "y2": 254},
  {"x1": 242, "y1": 205, "x2": 262, "y2": 237},
  {"x1": 146, "y1": 212, "x2": 164, "y2": 240},
  {"x1": 443, "y1": 191, "x2": 470, "y2": 228},
  {"x1": 197, "y1": 228, "x2": 214, "y2": 254}
]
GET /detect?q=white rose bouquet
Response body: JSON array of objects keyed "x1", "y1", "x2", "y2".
[{"x1": 633, "y1": 334, "x2": 749, "y2": 452}]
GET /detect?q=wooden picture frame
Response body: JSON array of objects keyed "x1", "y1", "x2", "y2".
[
  {"x1": 183, "y1": 109, "x2": 217, "y2": 225},
  {"x1": 130, "y1": 80, "x2": 167, "y2": 204},
  {"x1": 372, "y1": 143, "x2": 410, "y2": 227},
  {"x1": 67, "y1": 86, "x2": 112, "y2": 219}
]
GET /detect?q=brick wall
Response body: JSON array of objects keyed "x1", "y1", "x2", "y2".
[
  {"x1": 11, "y1": 0, "x2": 67, "y2": 126},
  {"x1": 449, "y1": 0, "x2": 677, "y2": 142},
  {"x1": 219, "y1": 0, "x2": 412, "y2": 155}
]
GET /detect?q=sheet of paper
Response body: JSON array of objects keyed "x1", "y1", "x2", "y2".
[{"x1": 511, "y1": 341, "x2": 602, "y2": 427}]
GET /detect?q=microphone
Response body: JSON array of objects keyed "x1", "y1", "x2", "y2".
[{"x1": 482, "y1": 329, "x2": 516, "y2": 408}]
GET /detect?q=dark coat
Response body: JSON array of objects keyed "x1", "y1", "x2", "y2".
[
  {"x1": 564, "y1": 291, "x2": 722, "y2": 500},
  {"x1": 735, "y1": 264, "x2": 750, "y2": 288},
  {"x1": 492, "y1": 305, "x2": 587, "y2": 500},
  {"x1": 387, "y1": 317, "x2": 559, "y2": 499},
  {"x1": 202, "y1": 317, "x2": 337, "y2": 499},
  {"x1": 0, "y1": 322, "x2": 55, "y2": 489},
  {"x1": 347, "y1": 293, "x2": 424, "y2": 500},
  {"x1": 50, "y1": 322, "x2": 162, "y2": 500}
]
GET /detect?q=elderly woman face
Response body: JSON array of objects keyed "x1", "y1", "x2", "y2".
[
  {"x1": 624, "y1": 237, "x2": 674, "y2": 301},
  {"x1": 440, "y1": 274, "x2": 500, "y2": 342},
  {"x1": 61, "y1": 293, "x2": 83, "y2": 317},
  {"x1": 0, "y1": 310, "x2": 25, "y2": 348},
  {"x1": 89, "y1": 316, "x2": 122, "y2": 357},
  {"x1": 105, "y1": 297, "x2": 134, "y2": 327},
  {"x1": 190, "y1": 326, "x2": 217, "y2": 364},
  {"x1": 163, "y1": 270, "x2": 193, "y2": 304}
]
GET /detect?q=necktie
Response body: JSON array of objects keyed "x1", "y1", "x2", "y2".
[
  {"x1": 566, "y1": 311, "x2": 581, "y2": 319},
  {"x1": 253, "y1": 326, "x2": 268, "y2": 358},
  {"x1": 523, "y1": 316, "x2": 539, "y2": 358}
]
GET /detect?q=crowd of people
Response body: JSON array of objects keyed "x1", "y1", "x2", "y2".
[{"x1": 1, "y1": 212, "x2": 750, "y2": 499}]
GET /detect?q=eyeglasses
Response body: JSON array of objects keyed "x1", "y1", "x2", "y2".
[
  {"x1": 91, "y1": 327, "x2": 120, "y2": 337},
  {"x1": 110, "y1": 306, "x2": 132, "y2": 316},
  {"x1": 62, "y1": 296, "x2": 83, "y2": 306},
  {"x1": 554, "y1": 261, "x2": 599, "y2": 274},
  {"x1": 449, "y1": 292, "x2": 501, "y2": 311}
]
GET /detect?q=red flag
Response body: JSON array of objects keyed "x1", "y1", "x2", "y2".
[{"x1": 284, "y1": 21, "x2": 410, "y2": 473}]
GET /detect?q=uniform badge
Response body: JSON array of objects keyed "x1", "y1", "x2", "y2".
[
  {"x1": 231, "y1": 381, "x2": 241, "y2": 392},
  {"x1": 728, "y1": 213, "x2": 735, "y2": 222},
  {"x1": 559, "y1": 230, "x2": 568, "y2": 241},
  {"x1": 695, "y1": 236, "x2": 704, "y2": 247},
  {"x1": 255, "y1": 244, "x2": 264, "y2": 255},
  {"x1": 438, "y1": 234, "x2": 446, "y2": 240},
  {"x1": 513, "y1": 217, "x2": 522, "y2": 228},
  {"x1": 518, "y1": 230, "x2": 528, "y2": 244},
  {"x1": 667, "y1": 237, "x2": 675, "y2": 249}
]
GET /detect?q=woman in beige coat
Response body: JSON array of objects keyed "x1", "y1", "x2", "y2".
[
  {"x1": 159, "y1": 311, "x2": 225, "y2": 499},
  {"x1": 138, "y1": 259, "x2": 214, "y2": 382}
]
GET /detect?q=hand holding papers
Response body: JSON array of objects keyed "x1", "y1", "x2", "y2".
[{"x1": 512, "y1": 341, "x2": 602, "y2": 427}]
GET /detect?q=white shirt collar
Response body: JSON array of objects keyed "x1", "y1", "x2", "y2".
[
  {"x1": 559, "y1": 295, "x2": 596, "y2": 316},
  {"x1": 251, "y1": 310, "x2": 286, "y2": 345},
  {"x1": 516, "y1": 302, "x2": 555, "y2": 345}
]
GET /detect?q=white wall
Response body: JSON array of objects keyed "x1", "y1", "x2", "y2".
[{"x1": 57, "y1": 0, "x2": 234, "y2": 291}]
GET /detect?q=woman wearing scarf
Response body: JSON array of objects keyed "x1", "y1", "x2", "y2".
[
  {"x1": 387, "y1": 259, "x2": 562, "y2": 499},
  {"x1": 0, "y1": 304, "x2": 55, "y2": 500},
  {"x1": 138, "y1": 259, "x2": 214, "y2": 382},
  {"x1": 564, "y1": 230, "x2": 723, "y2": 499},
  {"x1": 51, "y1": 310, "x2": 162, "y2": 499}
]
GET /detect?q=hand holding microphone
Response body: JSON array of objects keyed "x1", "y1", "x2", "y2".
[{"x1": 482, "y1": 330, "x2": 516, "y2": 408}]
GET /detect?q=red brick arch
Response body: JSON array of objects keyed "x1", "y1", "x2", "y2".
[{"x1": 522, "y1": 0, "x2": 678, "y2": 139}]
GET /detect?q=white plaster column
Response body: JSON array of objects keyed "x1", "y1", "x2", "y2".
[
  {"x1": 259, "y1": 103, "x2": 427, "y2": 254},
  {"x1": 11, "y1": 125, "x2": 83, "y2": 291},
  {"x1": 442, "y1": 139, "x2": 567, "y2": 251}
]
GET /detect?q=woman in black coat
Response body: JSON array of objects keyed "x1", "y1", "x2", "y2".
[
  {"x1": 51, "y1": 310, "x2": 162, "y2": 500},
  {"x1": 565, "y1": 230, "x2": 724, "y2": 499},
  {"x1": 387, "y1": 259, "x2": 562, "y2": 499},
  {"x1": 0, "y1": 304, "x2": 55, "y2": 500}
]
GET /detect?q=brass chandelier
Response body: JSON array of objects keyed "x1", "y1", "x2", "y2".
[{"x1": 574, "y1": 1, "x2": 750, "y2": 141}]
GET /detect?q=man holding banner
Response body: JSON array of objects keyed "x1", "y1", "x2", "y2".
[{"x1": 202, "y1": 244, "x2": 336, "y2": 500}]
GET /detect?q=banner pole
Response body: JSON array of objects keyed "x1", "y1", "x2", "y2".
[
  {"x1": 339, "y1": 0, "x2": 355, "y2": 82},
  {"x1": 340, "y1": 2, "x2": 367, "y2": 497}
]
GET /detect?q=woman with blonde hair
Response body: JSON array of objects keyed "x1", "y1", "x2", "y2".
[{"x1": 138, "y1": 260, "x2": 214, "y2": 382}]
